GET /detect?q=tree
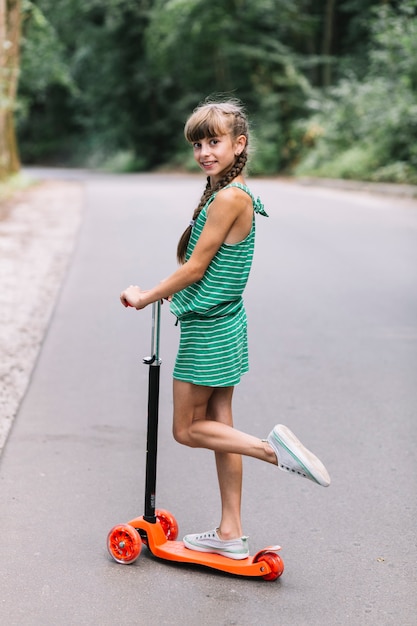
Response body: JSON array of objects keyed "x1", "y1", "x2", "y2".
[
  {"x1": 321, "y1": 0, "x2": 335, "y2": 87},
  {"x1": 145, "y1": 0, "x2": 317, "y2": 172},
  {"x1": 0, "y1": 0, "x2": 22, "y2": 180},
  {"x1": 295, "y1": 0, "x2": 417, "y2": 183},
  {"x1": 18, "y1": 0, "x2": 154, "y2": 168},
  {"x1": 17, "y1": 0, "x2": 399, "y2": 178}
]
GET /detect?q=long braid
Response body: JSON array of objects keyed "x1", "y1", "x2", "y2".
[
  {"x1": 176, "y1": 177, "x2": 211, "y2": 262},
  {"x1": 177, "y1": 150, "x2": 248, "y2": 263}
]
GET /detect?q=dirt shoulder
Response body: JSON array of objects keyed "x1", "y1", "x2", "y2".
[{"x1": 0, "y1": 180, "x2": 84, "y2": 453}]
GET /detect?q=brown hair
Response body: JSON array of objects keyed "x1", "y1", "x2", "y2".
[{"x1": 177, "y1": 99, "x2": 249, "y2": 263}]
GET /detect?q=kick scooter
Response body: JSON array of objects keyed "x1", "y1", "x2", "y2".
[{"x1": 107, "y1": 301, "x2": 284, "y2": 581}]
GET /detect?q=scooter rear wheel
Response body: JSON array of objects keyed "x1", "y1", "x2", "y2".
[
  {"x1": 107, "y1": 524, "x2": 141, "y2": 564},
  {"x1": 254, "y1": 551, "x2": 284, "y2": 581},
  {"x1": 155, "y1": 509, "x2": 179, "y2": 541}
]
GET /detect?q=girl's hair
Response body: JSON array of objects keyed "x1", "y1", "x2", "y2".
[{"x1": 177, "y1": 99, "x2": 249, "y2": 263}]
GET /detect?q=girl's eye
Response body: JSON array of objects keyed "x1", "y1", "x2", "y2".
[
  {"x1": 210, "y1": 139, "x2": 219, "y2": 145},
  {"x1": 193, "y1": 142, "x2": 201, "y2": 149}
]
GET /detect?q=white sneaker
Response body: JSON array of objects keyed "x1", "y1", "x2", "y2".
[
  {"x1": 183, "y1": 529, "x2": 249, "y2": 560},
  {"x1": 267, "y1": 424, "x2": 330, "y2": 487}
]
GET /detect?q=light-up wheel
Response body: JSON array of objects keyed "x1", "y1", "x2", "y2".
[
  {"x1": 107, "y1": 524, "x2": 141, "y2": 564},
  {"x1": 155, "y1": 509, "x2": 179, "y2": 541}
]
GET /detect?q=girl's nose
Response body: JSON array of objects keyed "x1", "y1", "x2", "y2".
[{"x1": 200, "y1": 141, "x2": 211, "y2": 156}]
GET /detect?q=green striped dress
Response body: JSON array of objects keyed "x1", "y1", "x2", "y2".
[{"x1": 170, "y1": 183, "x2": 268, "y2": 387}]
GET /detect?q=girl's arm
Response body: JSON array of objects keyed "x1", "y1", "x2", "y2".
[{"x1": 120, "y1": 187, "x2": 250, "y2": 309}]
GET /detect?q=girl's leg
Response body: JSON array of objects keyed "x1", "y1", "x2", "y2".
[
  {"x1": 173, "y1": 381, "x2": 274, "y2": 541},
  {"x1": 172, "y1": 379, "x2": 276, "y2": 463},
  {"x1": 214, "y1": 451, "x2": 243, "y2": 539},
  {"x1": 172, "y1": 380, "x2": 330, "y2": 525},
  {"x1": 172, "y1": 380, "x2": 330, "y2": 558},
  {"x1": 207, "y1": 387, "x2": 243, "y2": 540}
]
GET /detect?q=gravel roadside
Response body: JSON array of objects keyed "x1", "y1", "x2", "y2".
[{"x1": 0, "y1": 180, "x2": 84, "y2": 454}]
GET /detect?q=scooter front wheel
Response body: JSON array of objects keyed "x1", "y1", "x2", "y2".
[
  {"x1": 107, "y1": 524, "x2": 142, "y2": 564},
  {"x1": 156, "y1": 509, "x2": 179, "y2": 541}
]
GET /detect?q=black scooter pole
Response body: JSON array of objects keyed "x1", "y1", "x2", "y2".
[{"x1": 143, "y1": 301, "x2": 161, "y2": 523}]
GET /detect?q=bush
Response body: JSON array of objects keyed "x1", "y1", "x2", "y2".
[
  {"x1": 371, "y1": 162, "x2": 417, "y2": 185},
  {"x1": 294, "y1": 1, "x2": 417, "y2": 184},
  {"x1": 100, "y1": 150, "x2": 147, "y2": 173}
]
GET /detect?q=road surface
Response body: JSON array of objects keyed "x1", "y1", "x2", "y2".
[{"x1": 1, "y1": 172, "x2": 416, "y2": 625}]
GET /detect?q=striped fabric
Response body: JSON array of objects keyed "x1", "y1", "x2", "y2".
[
  {"x1": 172, "y1": 307, "x2": 248, "y2": 386},
  {"x1": 170, "y1": 183, "x2": 267, "y2": 387}
]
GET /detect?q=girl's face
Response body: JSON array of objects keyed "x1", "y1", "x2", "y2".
[{"x1": 192, "y1": 133, "x2": 246, "y2": 184}]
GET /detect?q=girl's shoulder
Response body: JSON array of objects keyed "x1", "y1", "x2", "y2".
[
  {"x1": 215, "y1": 182, "x2": 268, "y2": 217},
  {"x1": 222, "y1": 180, "x2": 252, "y2": 195},
  {"x1": 214, "y1": 181, "x2": 253, "y2": 204}
]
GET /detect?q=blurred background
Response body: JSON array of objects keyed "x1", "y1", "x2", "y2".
[{"x1": 1, "y1": 0, "x2": 417, "y2": 183}]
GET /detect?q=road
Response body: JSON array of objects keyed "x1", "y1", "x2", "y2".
[{"x1": 1, "y1": 172, "x2": 416, "y2": 625}]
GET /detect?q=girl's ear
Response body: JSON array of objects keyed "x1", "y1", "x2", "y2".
[{"x1": 234, "y1": 134, "x2": 247, "y2": 156}]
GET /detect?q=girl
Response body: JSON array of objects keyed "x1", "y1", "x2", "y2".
[{"x1": 120, "y1": 99, "x2": 330, "y2": 560}]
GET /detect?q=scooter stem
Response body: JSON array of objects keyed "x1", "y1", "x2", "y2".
[{"x1": 143, "y1": 301, "x2": 162, "y2": 522}]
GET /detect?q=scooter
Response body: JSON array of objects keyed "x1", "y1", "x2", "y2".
[{"x1": 107, "y1": 301, "x2": 284, "y2": 581}]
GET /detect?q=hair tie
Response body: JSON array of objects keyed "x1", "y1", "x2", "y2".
[{"x1": 189, "y1": 219, "x2": 195, "y2": 227}]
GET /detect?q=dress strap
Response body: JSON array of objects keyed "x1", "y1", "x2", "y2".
[{"x1": 222, "y1": 182, "x2": 269, "y2": 217}]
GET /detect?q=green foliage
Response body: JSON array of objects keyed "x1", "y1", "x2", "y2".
[
  {"x1": 17, "y1": 0, "x2": 320, "y2": 170},
  {"x1": 369, "y1": 0, "x2": 417, "y2": 90},
  {"x1": 16, "y1": 0, "x2": 416, "y2": 183},
  {"x1": 17, "y1": 2, "x2": 78, "y2": 162},
  {"x1": 145, "y1": 0, "x2": 317, "y2": 171},
  {"x1": 18, "y1": 0, "x2": 157, "y2": 166},
  {"x1": 19, "y1": 2, "x2": 72, "y2": 94},
  {"x1": 100, "y1": 150, "x2": 148, "y2": 173},
  {"x1": 295, "y1": 1, "x2": 417, "y2": 183}
]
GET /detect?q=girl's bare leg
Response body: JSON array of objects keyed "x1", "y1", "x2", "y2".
[
  {"x1": 207, "y1": 387, "x2": 243, "y2": 540},
  {"x1": 172, "y1": 380, "x2": 276, "y2": 540},
  {"x1": 172, "y1": 380, "x2": 276, "y2": 463},
  {"x1": 214, "y1": 450, "x2": 243, "y2": 539}
]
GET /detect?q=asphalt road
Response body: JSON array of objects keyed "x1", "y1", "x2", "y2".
[{"x1": 1, "y1": 172, "x2": 416, "y2": 625}]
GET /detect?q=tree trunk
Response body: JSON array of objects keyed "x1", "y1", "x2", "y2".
[
  {"x1": 0, "y1": 0, "x2": 22, "y2": 181},
  {"x1": 321, "y1": 0, "x2": 335, "y2": 87}
]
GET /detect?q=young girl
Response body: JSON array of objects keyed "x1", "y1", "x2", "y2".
[{"x1": 120, "y1": 99, "x2": 330, "y2": 560}]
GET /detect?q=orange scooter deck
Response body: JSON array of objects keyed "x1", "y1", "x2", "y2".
[{"x1": 127, "y1": 516, "x2": 283, "y2": 579}]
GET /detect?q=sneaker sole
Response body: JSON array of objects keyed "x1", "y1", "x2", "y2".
[{"x1": 273, "y1": 425, "x2": 331, "y2": 487}]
